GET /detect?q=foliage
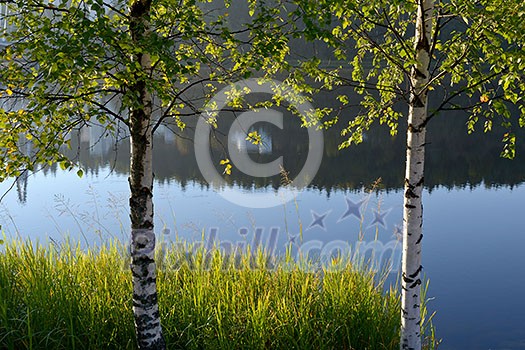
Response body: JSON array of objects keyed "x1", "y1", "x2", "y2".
[
  {"x1": 289, "y1": 0, "x2": 525, "y2": 156},
  {"x1": 0, "y1": 0, "x2": 291, "y2": 181}
]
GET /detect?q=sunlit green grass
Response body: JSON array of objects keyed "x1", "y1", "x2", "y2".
[{"x1": 0, "y1": 238, "x2": 436, "y2": 349}]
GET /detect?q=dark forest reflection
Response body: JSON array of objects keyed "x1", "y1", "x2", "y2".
[{"x1": 63, "y1": 97, "x2": 525, "y2": 196}]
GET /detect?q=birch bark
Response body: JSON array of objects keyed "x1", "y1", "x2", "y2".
[
  {"x1": 128, "y1": 1, "x2": 165, "y2": 349},
  {"x1": 401, "y1": 0, "x2": 434, "y2": 349}
]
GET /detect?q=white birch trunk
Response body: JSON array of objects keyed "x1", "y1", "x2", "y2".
[
  {"x1": 129, "y1": 1, "x2": 165, "y2": 349},
  {"x1": 401, "y1": 0, "x2": 433, "y2": 349}
]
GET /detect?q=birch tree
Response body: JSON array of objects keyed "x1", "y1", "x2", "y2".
[
  {"x1": 401, "y1": 1, "x2": 432, "y2": 348},
  {"x1": 290, "y1": 0, "x2": 525, "y2": 348},
  {"x1": 0, "y1": 1, "x2": 290, "y2": 348}
]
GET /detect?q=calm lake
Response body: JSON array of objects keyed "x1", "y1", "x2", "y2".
[{"x1": 1, "y1": 91, "x2": 525, "y2": 349}]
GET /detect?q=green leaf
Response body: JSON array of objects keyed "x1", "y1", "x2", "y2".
[{"x1": 245, "y1": 131, "x2": 262, "y2": 145}]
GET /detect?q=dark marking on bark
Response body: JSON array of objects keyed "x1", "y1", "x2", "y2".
[
  {"x1": 405, "y1": 188, "x2": 418, "y2": 199},
  {"x1": 405, "y1": 204, "x2": 416, "y2": 209},
  {"x1": 401, "y1": 341, "x2": 408, "y2": 350},
  {"x1": 133, "y1": 291, "x2": 159, "y2": 307},
  {"x1": 131, "y1": 256, "x2": 155, "y2": 270},
  {"x1": 132, "y1": 274, "x2": 157, "y2": 289},
  {"x1": 413, "y1": 68, "x2": 427, "y2": 79},
  {"x1": 416, "y1": 16, "x2": 430, "y2": 53},
  {"x1": 409, "y1": 265, "x2": 423, "y2": 278},
  {"x1": 136, "y1": 335, "x2": 165, "y2": 350},
  {"x1": 131, "y1": 254, "x2": 155, "y2": 263},
  {"x1": 134, "y1": 311, "x2": 165, "y2": 350},
  {"x1": 140, "y1": 277, "x2": 157, "y2": 288},
  {"x1": 409, "y1": 279, "x2": 422, "y2": 289},
  {"x1": 415, "y1": 233, "x2": 423, "y2": 245},
  {"x1": 131, "y1": 265, "x2": 154, "y2": 280},
  {"x1": 129, "y1": 183, "x2": 154, "y2": 229},
  {"x1": 403, "y1": 275, "x2": 414, "y2": 284},
  {"x1": 407, "y1": 123, "x2": 418, "y2": 133},
  {"x1": 409, "y1": 92, "x2": 425, "y2": 108},
  {"x1": 130, "y1": 274, "x2": 157, "y2": 288}
]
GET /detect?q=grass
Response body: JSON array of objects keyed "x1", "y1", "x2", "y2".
[{"x1": 0, "y1": 237, "x2": 437, "y2": 349}]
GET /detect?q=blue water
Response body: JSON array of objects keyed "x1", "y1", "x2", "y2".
[{"x1": 1, "y1": 167, "x2": 525, "y2": 349}]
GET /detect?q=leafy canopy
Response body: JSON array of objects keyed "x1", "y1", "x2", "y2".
[
  {"x1": 0, "y1": 0, "x2": 292, "y2": 181},
  {"x1": 289, "y1": 0, "x2": 525, "y2": 156}
]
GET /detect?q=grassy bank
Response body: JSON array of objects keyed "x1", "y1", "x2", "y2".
[{"x1": 0, "y1": 238, "x2": 436, "y2": 349}]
